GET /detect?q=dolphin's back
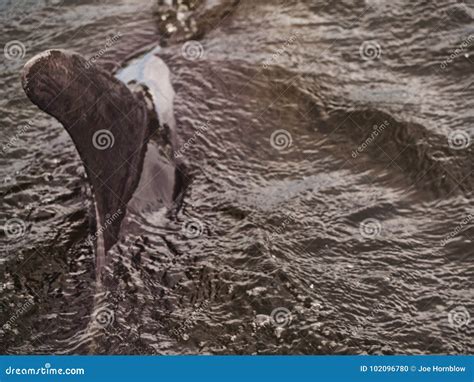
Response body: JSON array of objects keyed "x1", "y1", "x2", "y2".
[
  {"x1": 21, "y1": 49, "x2": 177, "y2": 264},
  {"x1": 117, "y1": 47, "x2": 176, "y2": 133}
]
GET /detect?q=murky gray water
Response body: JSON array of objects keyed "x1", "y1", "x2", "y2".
[{"x1": 1, "y1": 0, "x2": 473, "y2": 354}]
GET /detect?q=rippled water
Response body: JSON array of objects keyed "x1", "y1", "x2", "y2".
[{"x1": 1, "y1": 0, "x2": 473, "y2": 354}]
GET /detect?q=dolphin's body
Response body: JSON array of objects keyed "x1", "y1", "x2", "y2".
[{"x1": 21, "y1": 48, "x2": 184, "y2": 269}]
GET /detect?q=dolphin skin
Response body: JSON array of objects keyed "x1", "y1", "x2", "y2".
[{"x1": 21, "y1": 49, "x2": 183, "y2": 267}]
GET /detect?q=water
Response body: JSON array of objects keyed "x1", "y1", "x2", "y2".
[{"x1": 0, "y1": 0, "x2": 473, "y2": 354}]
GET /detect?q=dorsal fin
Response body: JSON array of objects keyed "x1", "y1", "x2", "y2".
[{"x1": 21, "y1": 49, "x2": 150, "y2": 256}]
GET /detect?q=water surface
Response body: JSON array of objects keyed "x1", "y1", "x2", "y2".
[{"x1": 0, "y1": 0, "x2": 473, "y2": 354}]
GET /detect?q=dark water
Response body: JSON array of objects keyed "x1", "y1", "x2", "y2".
[{"x1": 1, "y1": 0, "x2": 473, "y2": 354}]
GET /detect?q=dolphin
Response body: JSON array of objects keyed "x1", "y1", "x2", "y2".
[{"x1": 21, "y1": 48, "x2": 185, "y2": 270}]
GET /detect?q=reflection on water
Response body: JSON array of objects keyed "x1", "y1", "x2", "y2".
[{"x1": 0, "y1": 0, "x2": 473, "y2": 354}]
